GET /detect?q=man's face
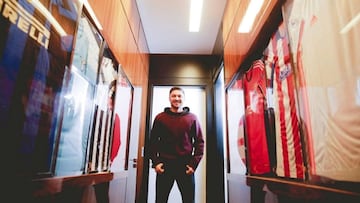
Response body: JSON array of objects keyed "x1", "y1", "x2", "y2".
[{"x1": 169, "y1": 89, "x2": 184, "y2": 109}]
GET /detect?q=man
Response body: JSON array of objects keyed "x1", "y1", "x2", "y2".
[{"x1": 149, "y1": 86, "x2": 205, "y2": 203}]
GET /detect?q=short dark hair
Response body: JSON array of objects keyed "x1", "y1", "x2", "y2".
[{"x1": 169, "y1": 86, "x2": 185, "y2": 95}]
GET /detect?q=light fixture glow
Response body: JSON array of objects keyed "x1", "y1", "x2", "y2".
[
  {"x1": 30, "y1": 0, "x2": 67, "y2": 36},
  {"x1": 83, "y1": 0, "x2": 103, "y2": 30},
  {"x1": 238, "y1": 0, "x2": 265, "y2": 33},
  {"x1": 189, "y1": 0, "x2": 203, "y2": 32},
  {"x1": 340, "y1": 12, "x2": 360, "y2": 34}
]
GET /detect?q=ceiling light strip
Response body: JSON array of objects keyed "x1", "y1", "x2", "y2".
[
  {"x1": 189, "y1": 0, "x2": 203, "y2": 32},
  {"x1": 30, "y1": 0, "x2": 67, "y2": 36},
  {"x1": 238, "y1": 0, "x2": 265, "y2": 33},
  {"x1": 340, "y1": 12, "x2": 360, "y2": 34}
]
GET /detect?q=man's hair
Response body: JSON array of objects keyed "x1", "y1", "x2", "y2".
[{"x1": 169, "y1": 86, "x2": 185, "y2": 95}]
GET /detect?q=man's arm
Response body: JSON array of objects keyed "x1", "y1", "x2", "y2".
[
  {"x1": 149, "y1": 119, "x2": 161, "y2": 168},
  {"x1": 189, "y1": 119, "x2": 204, "y2": 170}
]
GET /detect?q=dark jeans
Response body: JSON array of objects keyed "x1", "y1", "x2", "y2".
[{"x1": 155, "y1": 159, "x2": 195, "y2": 203}]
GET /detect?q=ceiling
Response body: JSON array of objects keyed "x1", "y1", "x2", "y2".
[{"x1": 135, "y1": 0, "x2": 227, "y2": 55}]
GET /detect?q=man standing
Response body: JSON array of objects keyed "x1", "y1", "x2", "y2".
[{"x1": 149, "y1": 86, "x2": 205, "y2": 203}]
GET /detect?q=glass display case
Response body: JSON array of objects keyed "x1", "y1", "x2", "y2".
[
  {"x1": 226, "y1": 74, "x2": 247, "y2": 175},
  {"x1": 0, "y1": 1, "x2": 135, "y2": 177},
  {"x1": 0, "y1": 0, "x2": 81, "y2": 177},
  {"x1": 109, "y1": 66, "x2": 134, "y2": 172},
  {"x1": 55, "y1": 9, "x2": 104, "y2": 176},
  {"x1": 84, "y1": 44, "x2": 134, "y2": 173}
]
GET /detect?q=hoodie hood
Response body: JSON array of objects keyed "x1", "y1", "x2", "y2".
[{"x1": 164, "y1": 106, "x2": 190, "y2": 115}]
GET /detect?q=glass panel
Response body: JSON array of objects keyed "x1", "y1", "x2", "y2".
[
  {"x1": 284, "y1": 0, "x2": 360, "y2": 182},
  {"x1": 0, "y1": 0, "x2": 81, "y2": 176},
  {"x1": 55, "y1": 9, "x2": 103, "y2": 176},
  {"x1": 71, "y1": 12, "x2": 103, "y2": 83},
  {"x1": 109, "y1": 67, "x2": 134, "y2": 172},
  {"x1": 84, "y1": 45, "x2": 134, "y2": 173},
  {"x1": 55, "y1": 68, "x2": 95, "y2": 176},
  {"x1": 226, "y1": 75, "x2": 247, "y2": 175},
  {"x1": 85, "y1": 46, "x2": 118, "y2": 173}
]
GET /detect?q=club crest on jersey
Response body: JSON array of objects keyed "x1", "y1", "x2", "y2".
[
  {"x1": 1, "y1": 0, "x2": 50, "y2": 49},
  {"x1": 279, "y1": 65, "x2": 292, "y2": 81}
]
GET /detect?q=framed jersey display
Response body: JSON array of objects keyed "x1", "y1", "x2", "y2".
[
  {"x1": 263, "y1": 22, "x2": 305, "y2": 179},
  {"x1": 55, "y1": 68, "x2": 96, "y2": 176},
  {"x1": 110, "y1": 65, "x2": 134, "y2": 172},
  {"x1": 85, "y1": 45, "x2": 118, "y2": 173},
  {"x1": 226, "y1": 74, "x2": 247, "y2": 175},
  {"x1": 0, "y1": 0, "x2": 81, "y2": 176},
  {"x1": 55, "y1": 8, "x2": 103, "y2": 176},
  {"x1": 242, "y1": 60, "x2": 271, "y2": 175},
  {"x1": 84, "y1": 43, "x2": 134, "y2": 173}
]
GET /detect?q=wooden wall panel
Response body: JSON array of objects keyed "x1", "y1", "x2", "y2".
[
  {"x1": 87, "y1": 0, "x2": 107, "y2": 28},
  {"x1": 121, "y1": 0, "x2": 141, "y2": 42},
  {"x1": 139, "y1": 24, "x2": 150, "y2": 67},
  {"x1": 89, "y1": 0, "x2": 149, "y2": 87},
  {"x1": 222, "y1": 0, "x2": 279, "y2": 85},
  {"x1": 88, "y1": 1, "x2": 150, "y2": 202},
  {"x1": 222, "y1": 0, "x2": 242, "y2": 45}
]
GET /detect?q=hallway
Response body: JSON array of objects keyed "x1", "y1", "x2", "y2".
[{"x1": 1, "y1": 0, "x2": 360, "y2": 203}]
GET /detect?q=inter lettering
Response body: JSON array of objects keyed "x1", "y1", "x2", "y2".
[
  {"x1": 1, "y1": 0, "x2": 51, "y2": 49},
  {"x1": 17, "y1": 16, "x2": 30, "y2": 33},
  {"x1": 29, "y1": 26, "x2": 49, "y2": 49},
  {"x1": 2, "y1": 4, "x2": 18, "y2": 24}
]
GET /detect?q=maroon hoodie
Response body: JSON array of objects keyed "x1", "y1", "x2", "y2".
[{"x1": 149, "y1": 107, "x2": 204, "y2": 170}]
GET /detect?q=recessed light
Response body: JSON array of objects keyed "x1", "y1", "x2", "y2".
[
  {"x1": 238, "y1": 0, "x2": 265, "y2": 33},
  {"x1": 189, "y1": 0, "x2": 203, "y2": 32}
]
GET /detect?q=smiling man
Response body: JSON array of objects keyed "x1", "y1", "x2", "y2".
[{"x1": 149, "y1": 86, "x2": 204, "y2": 203}]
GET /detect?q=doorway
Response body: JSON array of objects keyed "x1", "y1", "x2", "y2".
[{"x1": 147, "y1": 86, "x2": 207, "y2": 203}]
